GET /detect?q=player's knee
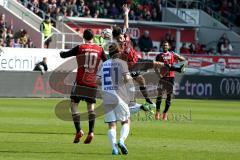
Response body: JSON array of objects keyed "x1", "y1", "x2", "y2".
[
  {"x1": 121, "y1": 119, "x2": 129, "y2": 125},
  {"x1": 108, "y1": 122, "x2": 116, "y2": 129},
  {"x1": 166, "y1": 94, "x2": 172, "y2": 101},
  {"x1": 157, "y1": 96, "x2": 162, "y2": 102},
  {"x1": 70, "y1": 96, "x2": 80, "y2": 104}
]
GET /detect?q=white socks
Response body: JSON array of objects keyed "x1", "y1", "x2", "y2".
[
  {"x1": 119, "y1": 123, "x2": 130, "y2": 144},
  {"x1": 108, "y1": 123, "x2": 129, "y2": 149},
  {"x1": 108, "y1": 129, "x2": 117, "y2": 149}
]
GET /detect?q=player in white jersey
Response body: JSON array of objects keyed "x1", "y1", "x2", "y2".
[{"x1": 97, "y1": 43, "x2": 133, "y2": 155}]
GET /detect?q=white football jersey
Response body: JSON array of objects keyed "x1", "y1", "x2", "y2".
[{"x1": 97, "y1": 58, "x2": 133, "y2": 104}]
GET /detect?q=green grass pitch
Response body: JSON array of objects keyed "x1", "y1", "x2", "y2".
[{"x1": 0, "y1": 98, "x2": 240, "y2": 160}]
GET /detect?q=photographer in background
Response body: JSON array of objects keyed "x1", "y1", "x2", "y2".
[{"x1": 33, "y1": 57, "x2": 48, "y2": 75}]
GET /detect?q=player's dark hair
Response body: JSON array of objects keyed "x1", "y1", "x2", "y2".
[
  {"x1": 83, "y1": 29, "x2": 94, "y2": 41},
  {"x1": 162, "y1": 41, "x2": 169, "y2": 45},
  {"x1": 109, "y1": 43, "x2": 120, "y2": 58},
  {"x1": 112, "y1": 26, "x2": 122, "y2": 38}
]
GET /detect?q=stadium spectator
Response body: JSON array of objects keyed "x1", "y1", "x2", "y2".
[
  {"x1": 85, "y1": 9, "x2": 92, "y2": 18},
  {"x1": 151, "y1": 46, "x2": 158, "y2": 52},
  {"x1": 93, "y1": 10, "x2": 100, "y2": 18},
  {"x1": 19, "y1": 0, "x2": 240, "y2": 28},
  {"x1": 143, "y1": 9, "x2": 152, "y2": 21},
  {"x1": 153, "y1": 0, "x2": 163, "y2": 21},
  {"x1": 0, "y1": 14, "x2": 7, "y2": 31},
  {"x1": 173, "y1": 0, "x2": 240, "y2": 27},
  {"x1": 207, "y1": 47, "x2": 217, "y2": 55},
  {"x1": 180, "y1": 43, "x2": 190, "y2": 54},
  {"x1": 13, "y1": 38, "x2": 21, "y2": 48},
  {"x1": 40, "y1": 16, "x2": 53, "y2": 48},
  {"x1": 188, "y1": 40, "x2": 206, "y2": 54},
  {"x1": 220, "y1": 39, "x2": 233, "y2": 54},
  {"x1": 110, "y1": 3, "x2": 119, "y2": 19},
  {"x1": 33, "y1": 57, "x2": 48, "y2": 75},
  {"x1": 66, "y1": 0, "x2": 78, "y2": 17},
  {"x1": 0, "y1": 28, "x2": 7, "y2": 42},
  {"x1": 39, "y1": 0, "x2": 48, "y2": 15},
  {"x1": 51, "y1": 7, "x2": 62, "y2": 21},
  {"x1": 6, "y1": 38, "x2": 14, "y2": 47},
  {"x1": 26, "y1": 38, "x2": 35, "y2": 48},
  {"x1": 19, "y1": 29, "x2": 28, "y2": 47},
  {"x1": 100, "y1": 8, "x2": 109, "y2": 18},
  {"x1": 19, "y1": 0, "x2": 166, "y2": 22},
  {"x1": 129, "y1": 10, "x2": 137, "y2": 20},
  {"x1": 217, "y1": 33, "x2": 230, "y2": 53},
  {"x1": 138, "y1": 30, "x2": 153, "y2": 53},
  {"x1": 0, "y1": 13, "x2": 33, "y2": 48},
  {"x1": 0, "y1": 38, "x2": 5, "y2": 47},
  {"x1": 27, "y1": 0, "x2": 42, "y2": 17}
]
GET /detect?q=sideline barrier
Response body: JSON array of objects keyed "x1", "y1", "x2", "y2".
[{"x1": 0, "y1": 71, "x2": 239, "y2": 99}]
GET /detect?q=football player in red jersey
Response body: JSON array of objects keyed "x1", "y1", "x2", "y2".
[
  {"x1": 60, "y1": 29, "x2": 107, "y2": 144},
  {"x1": 112, "y1": 4, "x2": 168, "y2": 109},
  {"x1": 155, "y1": 41, "x2": 186, "y2": 120}
]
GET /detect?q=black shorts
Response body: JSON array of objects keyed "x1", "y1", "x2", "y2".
[
  {"x1": 157, "y1": 77, "x2": 174, "y2": 95},
  {"x1": 70, "y1": 83, "x2": 97, "y2": 104}
]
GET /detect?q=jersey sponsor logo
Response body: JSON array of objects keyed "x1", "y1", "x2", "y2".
[
  {"x1": 220, "y1": 78, "x2": 240, "y2": 95},
  {"x1": 163, "y1": 55, "x2": 172, "y2": 60}
]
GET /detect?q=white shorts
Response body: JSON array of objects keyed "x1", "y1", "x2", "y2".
[{"x1": 104, "y1": 100, "x2": 130, "y2": 123}]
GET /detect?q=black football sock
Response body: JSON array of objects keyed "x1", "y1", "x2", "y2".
[
  {"x1": 139, "y1": 86, "x2": 152, "y2": 104},
  {"x1": 163, "y1": 95, "x2": 172, "y2": 113},
  {"x1": 156, "y1": 96, "x2": 162, "y2": 112},
  {"x1": 72, "y1": 113, "x2": 81, "y2": 133},
  {"x1": 88, "y1": 111, "x2": 96, "y2": 134},
  {"x1": 146, "y1": 98, "x2": 153, "y2": 104}
]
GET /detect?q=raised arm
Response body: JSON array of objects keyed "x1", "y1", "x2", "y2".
[{"x1": 123, "y1": 4, "x2": 130, "y2": 31}]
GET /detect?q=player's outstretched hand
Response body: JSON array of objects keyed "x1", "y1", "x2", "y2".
[{"x1": 122, "y1": 4, "x2": 130, "y2": 15}]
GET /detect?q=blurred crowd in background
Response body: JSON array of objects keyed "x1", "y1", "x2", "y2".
[
  {"x1": 0, "y1": 14, "x2": 34, "y2": 48},
  {"x1": 1, "y1": 0, "x2": 238, "y2": 55}
]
